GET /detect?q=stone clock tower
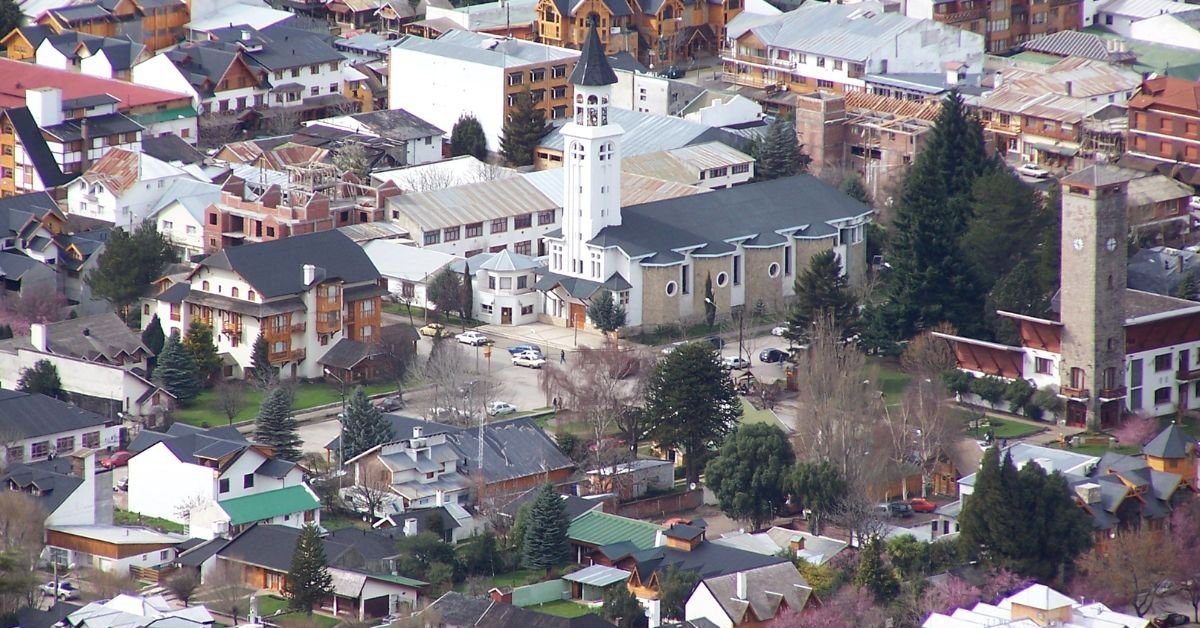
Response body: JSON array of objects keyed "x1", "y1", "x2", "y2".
[{"x1": 1058, "y1": 165, "x2": 1133, "y2": 431}]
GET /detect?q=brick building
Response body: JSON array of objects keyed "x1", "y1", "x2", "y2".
[
  {"x1": 1127, "y1": 76, "x2": 1200, "y2": 166},
  {"x1": 905, "y1": 0, "x2": 1083, "y2": 54}
]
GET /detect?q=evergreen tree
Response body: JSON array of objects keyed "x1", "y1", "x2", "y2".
[
  {"x1": 249, "y1": 332, "x2": 277, "y2": 390},
  {"x1": 460, "y1": 266, "x2": 473, "y2": 323},
  {"x1": 154, "y1": 332, "x2": 200, "y2": 405},
  {"x1": 1035, "y1": 185, "x2": 1063, "y2": 298},
  {"x1": 521, "y1": 484, "x2": 570, "y2": 572},
  {"x1": 705, "y1": 423, "x2": 795, "y2": 531},
  {"x1": 0, "y1": 0, "x2": 23, "y2": 40},
  {"x1": 787, "y1": 460, "x2": 847, "y2": 536},
  {"x1": 499, "y1": 88, "x2": 552, "y2": 167},
  {"x1": 987, "y1": 259, "x2": 1051, "y2": 344},
  {"x1": 86, "y1": 221, "x2": 177, "y2": 319},
  {"x1": 18, "y1": 359, "x2": 62, "y2": 399},
  {"x1": 703, "y1": 273, "x2": 716, "y2": 326},
  {"x1": 284, "y1": 524, "x2": 332, "y2": 615},
  {"x1": 785, "y1": 250, "x2": 858, "y2": 344},
  {"x1": 141, "y1": 315, "x2": 165, "y2": 355},
  {"x1": 426, "y1": 269, "x2": 463, "y2": 320},
  {"x1": 840, "y1": 172, "x2": 871, "y2": 205},
  {"x1": 450, "y1": 114, "x2": 488, "y2": 161},
  {"x1": 644, "y1": 342, "x2": 741, "y2": 484},
  {"x1": 183, "y1": 321, "x2": 221, "y2": 386},
  {"x1": 855, "y1": 536, "x2": 900, "y2": 602},
  {"x1": 602, "y1": 583, "x2": 647, "y2": 628},
  {"x1": 341, "y1": 386, "x2": 395, "y2": 461},
  {"x1": 871, "y1": 92, "x2": 996, "y2": 342},
  {"x1": 961, "y1": 170, "x2": 1050, "y2": 292},
  {"x1": 586, "y1": 290, "x2": 627, "y2": 335},
  {"x1": 255, "y1": 387, "x2": 302, "y2": 461},
  {"x1": 754, "y1": 116, "x2": 810, "y2": 181},
  {"x1": 658, "y1": 567, "x2": 698, "y2": 622}
]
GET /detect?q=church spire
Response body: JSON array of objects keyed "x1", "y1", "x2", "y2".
[{"x1": 569, "y1": 22, "x2": 617, "y2": 87}]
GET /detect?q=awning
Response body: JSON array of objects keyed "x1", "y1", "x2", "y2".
[
  {"x1": 1027, "y1": 142, "x2": 1078, "y2": 157},
  {"x1": 562, "y1": 564, "x2": 631, "y2": 587}
]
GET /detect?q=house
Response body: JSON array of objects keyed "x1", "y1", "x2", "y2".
[
  {"x1": 608, "y1": 54, "x2": 705, "y2": 117},
  {"x1": 2, "y1": 449, "x2": 112, "y2": 526},
  {"x1": 300, "y1": 109, "x2": 446, "y2": 166},
  {"x1": 1127, "y1": 76, "x2": 1200, "y2": 167},
  {"x1": 146, "y1": 230, "x2": 386, "y2": 380},
  {"x1": 131, "y1": 41, "x2": 270, "y2": 120},
  {"x1": 620, "y1": 143, "x2": 754, "y2": 190},
  {"x1": 126, "y1": 423, "x2": 318, "y2": 539},
  {"x1": 373, "y1": 504, "x2": 482, "y2": 544},
  {"x1": 149, "y1": 178, "x2": 223, "y2": 260},
  {"x1": 389, "y1": 30, "x2": 580, "y2": 151},
  {"x1": 923, "y1": 582, "x2": 1149, "y2": 627},
  {"x1": 34, "y1": 0, "x2": 189, "y2": 54},
  {"x1": 419, "y1": 591, "x2": 614, "y2": 627},
  {"x1": 45, "y1": 525, "x2": 188, "y2": 575},
  {"x1": 29, "y1": 315, "x2": 151, "y2": 368},
  {"x1": 1129, "y1": 247, "x2": 1200, "y2": 297},
  {"x1": 584, "y1": 458, "x2": 674, "y2": 500},
  {"x1": 451, "y1": 249, "x2": 543, "y2": 326},
  {"x1": 405, "y1": 0, "x2": 536, "y2": 40},
  {"x1": 213, "y1": 523, "x2": 425, "y2": 619},
  {"x1": 722, "y1": 3, "x2": 984, "y2": 96},
  {"x1": 534, "y1": 106, "x2": 749, "y2": 167},
  {"x1": 361, "y1": 240, "x2": 459, "y2": 309},
  {"x1": 32, "y1": 31, "x2": 150, "y2": 80},
  {"x1": 343, "y1": 61, "x2": 388, "y2": 113},
  {"x1": 61, "y1": 594, "x2": 215, "y2": 627},
  {"x1": 685, "y1": 562, "x2": 812, "y2": 627},
  {"x1": 344, "y1": 416, "x2": 577, "y2": 511},
  {"x1": 905, "y1": 0, "x2": 1080, "y2": 53},
  {"x1": 712, "y1": 527, "x2": 848, "y2": 566},
  {"x1": 562, "y1": 564, "x2": 632, "y2": 604},
  {"x1": 0, "y1": 389, "x2": 122, "y2": 466},
  {"x1": 567, "y1": 509, "x2": 662, "y2": 563},
  {"x1": 1094, "y1": 0, "x2": 1197, "y2": 41},
  {"x1": 66, "y1": 148, "x2": 202, "y2": 228}
]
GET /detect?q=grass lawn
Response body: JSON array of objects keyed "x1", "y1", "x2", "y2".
[
  {"x1": 864, "y1": 357, "x2": 912, "y2": 406},
  {"x1": 1068, "y1": 443, "x2": 1141, "y2": 457},
  {"x1": 114, "y1": 509, "x2": 186, "y2": 534},
  {"x1": 529, "y1": 600, "x2": 597, "y2": 618},
  {"x1": 489, "y1": 569, "x2": 546, "y2": 588},
  {"x1": 963, "y1": 417, "x2": 1045, "y2": 440},
  {"x1": 255, "y1": 596, "x2": 339, "y2": 627},
  {"x1": 740, "y1": 398, "x2": 786, "y2": 430},
  {"x1": 383, "y1": 302, "x2": 481, "y2": 329},
  {"x1": 172, "y1": 381, "x2": 397, "y2": 427},
  {"x1": 320, "y1": 512, "x2": 370, "y2": 531}
]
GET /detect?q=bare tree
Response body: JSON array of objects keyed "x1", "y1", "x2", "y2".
[
  {"x1": 90, "y1": 568, "x2": 140, "y2": 599},
  {"x1": 900, "y1": 323, "x2": 958, "y2": 377},
  {"x1": 346, "y1": 461, "x2": 395, "y2": 522},
  {"x1": 165, "y1": 571, "x2": 200, "y2": 606},
  {"x1": 172, "y1": 494, "x2": 212, "y2": 524},
  {"x1": 0, "y1": 492, "x2": 45, "y2": 608},
  {"x1": 199, "y1": 561, "x2": 254, "y2": 623},
  {"x1": 424, "y1": 341, "x2": 475, "y2": 425},
  {"x1": 215, "y1": 380, "x2": 245, "y2": 426}
]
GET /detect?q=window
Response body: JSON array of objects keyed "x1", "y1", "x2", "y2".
[
  {"x1": 816, "y1": 57, "x2": 825, "y2": 67},
  {"x1": 1035, "y1": 357, "x2": 1052, "y2": 374},
  {"x1": 401, "y1": 282, "x2": 415, "y2": 298},
  {"x1": 552, "y1": 86, "x2": 567, "y2": 99},
  {"x1": 716, "y1": 272, "x2": 728, "y2": 287},
  {"x1": 768, "y1": 262, "x2": 780, "y2": 278},
  {"x1": 424, "y1": 231, "x2": 441, "y2": 245},
  {"x1": 732, "y1": 255, "x2": 742, "y2": 285},
  {"x1": 833, "y1": 60, "x2": 843, "y2": 70},
  {"x1": 530, "y1": 69, "x2": 545, "y2": 82},
  {"x1": 1130, "y1": 387, "x2": 1143, "y2": 411},
  {"x1": 160, "y1": 550, "x2": 170, "y2": 560},
  {"x1": 209, "y1": 213, "x2": 218, "y2": 225},
  {"x1": 219, "y1": 478, "x2": 230, "y2": 494},
  {"x1": 665, "y1": 281, "x2": 678, "y2": 296},
  {"x1": 170, "y1": 303, "x2": 180, "y2": 322},
  {"x1": 56, "y1": 436, "x2": 74, "y2": 453},
  {"x1": 681, "y1": 264, "x2": 690, "y2": 294},
  {"x1": 514, "y1": 240, "x2": 532, "y2": 255},
  {"x1": 249, "y1": 290, "x2": 256, "y2": 300},
  {"x1": 817, "y1": 79, "x2": 835, "y2": 89},
  {"x1": 5, "y1": 446, "x2": 22, "y2": 464},
  {"x1": 231, "y1": 287, "x2": 239, "y2": 298},
  {"x1": 481, "y1": 303, "x2": 493, "y2": 314},
  {"x1": 732, "y1": 163, "x2": 750, "y2": 175},
  {"x1": 784, "y1": 245, "x2": 793, "y2": 275},
  {"x1": 1155, "y1": 387, "x2": 1172, "y2": 405},
  {"x1": 508, "y1": 72, "x2": 523, "y2": 86},
  {"x1": 500, "y1": 277, "x2": 512, "y2": 289},
  {"x1": 310, "y1": 86, "x2": 319, "y2": 96},
  {"x1": 186, "y1": 225, "x2": 196, "y2": 235},
  {"x1": 291, "y1": 68, "x2": 300, "y2": 77},
  {"x1": 514, "y1": 214, "x2": 533, "y2": 229},
  {"x1": 83, "y1": 431, "x2": 100, "y2": 448},
  {"x1": 162, "y1": 221, "x2": 172, "y2": 231},
  {"x1": 1131, "y1": 359, "x2": 1143, "y2": 387},
  {"x1": 202, "y1": 280, "x2": 210, "y2": 291},
  {"x1": 538, "y1": 210, "x2": 555, "y2": 225},
  {"x1": 243, "y1": 473, "x2": 254, "y2": 489},
  {"x1": 1156, "y1": 353, "x2": 1173, "y2": 372},
  {"x1": 488, "y1": 276, "x2": 496, "y2": 290},
  {"x1": 522, "y1": 304, "x2": 534, "y2": 315},
  {"x1": 266, "y1": 227, "x2": 275, "y2": 237},
  {"x1": 444, "y1": 226, "x2": 460, "y2": 241},
  {"x1": 491, "y1": 218, "x2": 508, "y2": 233},
  {"x1": 552, "y1": 64, "x2": 567, "y2": 78},
  {"x1": 465, "y1": 222, "x2": 483, "y2": 238}
]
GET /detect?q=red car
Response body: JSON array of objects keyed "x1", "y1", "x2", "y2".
[
  {"x1": 100, "y1": 451, "x2": 132, "y2": 469},
  {"x1": 909, "y1": 497, "x2": 938, "y2": 513}
]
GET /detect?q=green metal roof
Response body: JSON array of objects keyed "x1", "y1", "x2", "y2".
[
  {"x1": 371, "y1": 573, "x2": 429, "y2": 588},
  {"x1": 219, "y1": 485, "x2": 319, "y2": 526},
  {"x1": 567, "y1": 511, "x2": 661, "y2": 551},
  {"x1": 1083, "y1": 26, "x2": 1200, "y2": 81},
  {"x1": 130, "y1": 106, "x2": 199, "y2": 125}
]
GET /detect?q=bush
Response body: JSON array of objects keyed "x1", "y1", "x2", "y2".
[
  {"x1": 969, "y1": 376, "x2": 1007, "y2": 408},
  {"x1": 1032, "y1": 388, "x2": 1063, "y2": 416},
  {"x1": 942, "y1": 370, "x2": 974, "y2": 396},
  {"x1": 1002, "y1": 379, "x2": 1035, "y2": 414},
  {"x1": 654, "y1": 323, "x2": 682, "y2": 340}
]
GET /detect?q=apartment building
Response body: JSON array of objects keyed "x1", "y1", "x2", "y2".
[
  {"x1": 35, "y1": 0, "x2": 189, "y2": 54},
  {"x1": 389, "y1": 30, "x2": 578, "y2": 150},
  {"x1": 23, "y1": 31, "x2": 150, "y2": 80},
  {"x1": 149, "y1": 229, "x2": 386, "y2": 380},
  {"x1": 905, "y1": 0, "x2": 1082, "y2": 54},
  {"x1": 1127, "y1": 76, "x2": 1200, "y2": 166}
]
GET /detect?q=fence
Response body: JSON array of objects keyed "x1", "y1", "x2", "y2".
[
  {"x1": 511, "y1": 580, "x2": 567, "y2": 608},
  {"x1": 615, "y1": 488, "x2": 703, "y2": 519}
]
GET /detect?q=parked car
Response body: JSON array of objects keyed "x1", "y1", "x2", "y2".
[
  {"x1": 659, "y1": 65, "x2": 685, "y2": 79},
  {"x1": 908, "y1": 497, "x2": 937, "y2": 513},
  {"x1": 759, "y1": 348, "x2": 790, "y2": 363},
  {"x1": 722, "y1": 356, "x2": 751, "y2": 370},
  {"x1": 704, "y1": 336, "x2": 725, "y2": 350},
  {"x1": 114, "y1": 477, "x2": 129, "y2": 492},
  {"x1": 456, "y1": 331, "x2": 490, "y2": 346},
  {"x1": 429, "y1": 407, "x2": 469, "y2": 422},
  {"x1": 40, "y1": 581, "x2": 79, "y2": 600},
  {"x1": 1154, "y1": 613, "x2": 1189, "y2": 628},
  {"x1": 100, "y1": 451, "x2": 132, "y2": 469},
  {"x1": 888, "y1": 502, "x2": 914, "y2": 518},
  {"x1": 1016, "y1": 163, "x2": 1050, "y2": 179},
  {"x1": 486, "y1": 401, "x2": 517, "y2": 416},
  {"x1": 419, "y1": 322, "x2": 449, "y2": 338},
  {"x1": 375, "y1": 395, "x2": 405, "y2": 412},
  {"x1": 507, "y1": 343, "x2": 543, "y2": 356},
  {"x1": 770, "y1": 325, "x2": 789, "y2": 337},
  {"x1": 512, "y1": 351, "x2": 547, "y2": 369}
]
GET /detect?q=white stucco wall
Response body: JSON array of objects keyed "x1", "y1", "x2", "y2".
[
  {"x1": 155, "y1": 202, "x2": 206, "y2": 259},
  {"x1": 1130, "y1": 14, "x2": 1200, "y2": 50},
  {"x1": 684, "y1": 583, "x2": 733, "y2": 628},
  {"x1": 389, "y1": 47, "x2": 504, "y2": 150},
  {"x1": 127, "y1": 442, "x2": 216, "y2": 524}
]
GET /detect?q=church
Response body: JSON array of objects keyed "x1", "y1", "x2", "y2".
[{"x1": 535, "y1": 24, "x2": 875, "y2": 330}]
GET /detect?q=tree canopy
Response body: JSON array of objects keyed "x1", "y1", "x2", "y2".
[
  {"x1": 426, "y1": 269, "x2": 465, "y2": 319},
  {"x1": 786, "y1": 460, "x2": 847, "y2": 536},
  {"x1": 785, "y1": 250, "x2": 858, "y2": 344},
  {"x1": 249, "y1": 332, "x2": 277, "y2": 390},
  {"x1": 451, "y1": 114, "x2": 488, "y2": 161},
  {"x1": 755, "y1": 116, "x2": 810, "y2": 181},
  {"x1": 340, "y1": 386, "x2": 395, "y2": 461},
  {"x1": 500, "y1": 88, "x2": 552, "y2": 167},
  {"x1": 183, "y1": 321, "x2": 221, "y2": 386},
  {"x1": 86, "y1": 221, "x2": 177, "y2": 318},
  {"x1": 141, "y1": 315, "x2": 165, "y2": 355},
  {"x1": 153, "y1": 332, "x2": 200, "y2": 405},
  {"x1": 705, "y1": 423, "x2": 795, "y2": 531},
  {"x1": 587, "y1": 290, "x2": 627, "y2": 334},
  {"x1": 254, "y1": 387, "x2": 302, "y2": 462},
  {"x1": 18, "y1": 360, "x2": 63, "y2": 399},
  {"x1": 521, "y1": 484, "x2": 571, "y2": 572},
  {"x1": 284, "y1": 524, "x2": 332, "y2": 615}
]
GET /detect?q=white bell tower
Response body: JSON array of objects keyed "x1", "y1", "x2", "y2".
[{"x1": 561, "y1": 22, "x2": 622, "y2": 278}]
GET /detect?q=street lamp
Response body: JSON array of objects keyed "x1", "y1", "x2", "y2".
[{"x1": 706, "y1": 297, "x2": 746, "y2": 363}]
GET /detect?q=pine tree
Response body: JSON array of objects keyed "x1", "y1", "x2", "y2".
[
  {"x1": 249, "y1": 333, "x2": 276, "y2": 390},
  {"x1": 987, "y1": 260, "x2": 1051, "y2": 344},
  {"x1": 1035, "y1": 184, "x2": 1063, "y2": 299},
  {"x1": 86, "y1": 221, "x2": 177, "y2": 319},
  {"x1": 602, "y1": 583, "x2": 646, "y2": 628},
  {"x1": 754, "y1": 116, "x2": 810, "y2": 181},
  {"x1": 854, "y1": 535, "x2": 899, "y2": 602},
  {"x1": 840, "y1": 173, "x2": 871, "y2": 205},
  {"x1": 521, "y1": 484, "x2": 571, "y2": 572},
  {"x1": 961, "y1": 170, "x2": 1049, "y2": 292},
  {"x1": 341, "y1": 386, "x2": 395, "y2": 461},
  {"x1": 183, "y1": 321, "x2": 221, "y2": 386},
  {"x1": 0, "y1": 0, "x2": 22, "y2": 38},
  {"x1": 586, "y1": 290, "x2": 627, "y2": 334},
  {"x1": 785, "y1": 250, "x2": 858, "y2": 344},
  {"x1": 154, "y1": 332, "x2": 200, "y2": 405},
  {"x1": 18, "y1": 359, "x2": 63, "y2": 399},
  {"x1": 460, "y1": 266, "x2": 473, "y2": 322},
  {"x1": 141, "y1": 315, "x2": 165, "y2": 355},
  {"x1": 450, "y1": 114, "x2": 488, "y2": 161},
  {"x1": 426, "y1": 269, "x2": 463, "y2": 320},
  {"x1": 284, "y1": 523, "x2": 333, "y2": 615},
  {"x1": 255, "y1": 387, "x2": 302, "y2": 461},
  {"x1": 499, "y1": 88, "x2": 552, "y2": 167}
]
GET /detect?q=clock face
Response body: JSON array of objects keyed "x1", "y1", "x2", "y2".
[
  {"x1": 1073, "y1": 238, "x2": 1084, "y2": 251},
  {"x1": 1106, "y1": 237, "x2": 1118, "y2": 252}
]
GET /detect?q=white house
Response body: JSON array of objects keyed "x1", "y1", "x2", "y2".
[
  {"x1": 684, "y1": 564, "x2": 812, "y2": 628},
  {"x1": 126, "y1": 424, "x2": 319, "y2": 539},
  {"x1": 361, "y1": 240, "x2": 459, "y2": 309},
  {"x1": 45, "y1": 525, "x2": 188, "y2": 575},
  {"x1": 452, "y1": 249, "x2": 542, "y2": 326},
  {"x1": 1094, "y1": 0, "x2": 1197, "y2": 38},
  {"x1": 150, "y1": 178, "x2": 221, "y2": 260},
  {"x1": 2, "y1": 449, "x2": 112, "y2": 527},
  {"x1": 66, "y1": 148, "x2": 201, "y2": 229},
  {"x1": 0, "y1": 389, "x2": 122, "y2": 467},
  {"x1": 682, "y1": 94, "x2": 763, "y2": 128},
  {"x1": 611, "y1": 66, "x2": 703, "y2": 117},
  {"x1": 1128, "y1": 10, "x2": 1200, "y2": 50}
]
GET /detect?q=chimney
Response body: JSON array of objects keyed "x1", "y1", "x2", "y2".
[
  {"x1": 655, "y1": 529, "x2": 665, "y2": 547},
  {"x1": 413, "y1": 426, "x2": 423, "y2": 439},
  {"x1": 241, "y1": 29, "x2": 251, "y2": 41},
  {"x1": 80, "y1": 117, "x2": 92, "y2": 171},
  {"x1": 1065, "y1": 80, "x2": 1073, "y2": 97},
  {"x1": 736, "y1": 571, "x2": 748, "y2": 600},
  {"x1": 403, "y1": 518, "x2": 418, "y2": 536},
  {"x1": 30, "y1": 323, "x2": 48, "y2": 352},
  {"x1": 26, "y1": 87, "x2": 63, "y2": 128},
  {"x1": 69, "y1": 449, "x2": 89, "y2": 478},
  {"x1": 789, "y1": 536, "x2": 806, "y2": 554},
  {"x1": 302, "y1": 264, "x2": 317, "y2": 286}
]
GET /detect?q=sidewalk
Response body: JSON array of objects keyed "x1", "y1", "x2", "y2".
[{"x1": 474, "y1": 322, "x2": 610, "y2": 353}]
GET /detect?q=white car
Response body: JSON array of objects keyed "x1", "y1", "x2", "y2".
[
  {"x1": 512, "y1": 351, "x2": 547, "y2": 368},
  {"x1": 487, "y1": 401, "x2": 517, "y2": 416},
  {"x1": 722, "y1": 356, "x2": 751, "y2": 370},
  {"x1": 1016, "y1": 163, "x2": 1050, "y2": 179},
  {"x1": 771, "y1": 325, "x2": 788, "y2": 337},
  {"x1": 40, "y1": 581, "x2": 79, "y2": 600},
  {"x1": 455, "y1": 331, "x2": 489, "y2": 346}
]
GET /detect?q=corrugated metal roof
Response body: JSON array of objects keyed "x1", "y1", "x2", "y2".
[
  {"x1": 540, "y1": 106, "x2": 738, "y2": 157},
  {"x1": 622, "y1": 141, "x2": 753, "y2": 183},
  {"x1": 562, "y1": 564, "x2": 631, "y2": 587},
  {"x1": 388, "y1": 175, "x2": 556, "y2": 231},
  {"x1": 391, "y1": 30, "x2": 577, "y2": 69},
  {"x1": 727, "y1": 1, "x2": 926, "y2": 61},
  {"x1": 568, "y1": 510, "x2": 661, "y2": 549}
]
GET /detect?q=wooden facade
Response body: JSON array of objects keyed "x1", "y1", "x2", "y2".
[{"x1": 47, "y1": 529, "x2": 175, "y2": 560}]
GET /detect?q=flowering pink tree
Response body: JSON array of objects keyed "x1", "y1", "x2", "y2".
[
  {"x1": 1113, "y1": 414, "x2": 1159, "y2": 447},
  {"x1": 769, "y1": 586, "x2": 885, "y2": 628},
  {"x1": 979, "y1": 569, "x2": 1031, "y2": 603},
  {"x1": 921, "y1": 576, "x2": 982, "y2": 616}
]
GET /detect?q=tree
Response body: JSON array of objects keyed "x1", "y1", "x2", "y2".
[
  {"x1": 840, "y1": 172, "x2": 871, "y2": 205},
  {"x1": 705, "y1": 423, "x2": 795, "y2": 531},
  {"x1": 643, "y1": 342, "x2": 741, "y2": 484},
  {"x1": 459, "y1": 266, "x2": 473, "y2": 323},
  {"x1": 0, "y1": 552, "x2": 36, "y2": 622},
  {"x1": 153, "y1": 332, "x2": 200, "y2": 405},
  {"x1": 785, "y1": 250, "x2": 858, "y2": 344},
  {"x1": 854, "y1": 535, "x2": 899, "y2": 602},
  {"x1": 769, "y1": 585, "x2": 884, "y2": 628},
  {"x1": 871, "y1": 92, "x2": 995, "y2": 342},
  {"x1": 499, "y1": 87, "x2": 552, "y2": 167},
  {"x1": 215, "y1": 380, "x2": 245, "y2": 425},
  {"x1": 183, "y1": 321, "x2": 221, "y2": 385},
  {"x1": 987, "y1": 259, "x2": 1052, "y2": 344},
  {"x1": 249, "y1": 332, "x2": 277, "y2": 390},
  {"x1": 1073, "y1": 527, "x2": 1179, "y2": 617},
  {"x1": 332, "y1": 141, "x2": 370, "y2": 179},
  {"x1": 18, "y1": 359, "x2": 62, "y2": 399},
  {"x1": 0, "y1": 492, "x2": 44, "y2": 618},
  {"x1": 393, "y1": 533, "x2": 462, "y2": 582},
  {"x1": 451, "y1": 114, "x2": 488, "y2": 161},
  {"x1": 587, "y1": 290, "x2": 627, "y2": 336},
  {"x1": 285, "y1": 524, "x2": 333, "y2": 615},
  {"x1": 521, "y1": 484, "x2": 570, "y2": 572},
  {"x1": 920, "y1": 576, "x2": 982, "y2": 616},
  {"x1": 460, "y1": 532, "x2": 501, "y2": 577},
  {"x1": 165, "y1": 571, "x2": 200, "y2": 606},
  {"x1": 0, "y1": 0, "x2": 23, "y2": 45},
  {"x1": 658, "y1": 566, "x2": 698, "y2": 622},
  {"x1": 86, "y1": 221, "x2": 177, "y2": 318},
  {"x1": 703, "y1": 273, "x2": 716, "y2": 326},
  {"x1": 200, "y1": 562, "x2": 254, "y2": 623},
  {"x1": 755, "y1": 115, "x2": 810, "y2": 181},
  {"x1": 900, "y1": 324, "x2": 957, "y2": 377},
  {"x1": 1171, "y1": 498, "x2": 1200, "y2": 621},
  {"x1": 255, "y1": 387, "x2": 302, "y2": 461},
  {"x1": 603, "y1": 583, "x2": 646, "y2": 628},
  {"x1": 142, "y1": 315, "x2": 166, "y2": 355},
  {"x1": 347, "y1": 466, "x2": 394, "y2": 522},
  {"x1": 961, "y1": 170, "x2": 1049, "y2": 292},
  {"x1": 885, "y1": 534, "x2": 929, "y2": 579},
  {"x1": 341, "y1": 386, "x2": 395, "y2": 461},
  {"x1": 1113, "y1": 413, "x2": 1158, "y2": 447},
  {"x1": 425, "y1": 269, "x2": 463, "y2": 319}
]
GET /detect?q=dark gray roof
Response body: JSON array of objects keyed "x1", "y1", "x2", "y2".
[
  {"x1": 317, "y1": 338, "x2": 386, "y2": 370},
  {"x1": 2, "y1": 457, "x2": 84, "y2": 515},
  {"x1": 324, "y1": 414, "x2": 454, "y2": 452},
  {"x1": 424, "y1": 592, "x2": 615, "y2": 628},
  {"x1": 156, "y1": 281, "x2": 190, "y2": 304},
  {"x1": 632, "y1": 540, "x2": 786, "y2": 582},
  {"x1": 42, "y1": 113, "x2": 142, "y2": 144},
  {"x1": 47, "y1": 3, "x2": 113, "y2": 22},
  {"x1": 1145, "y1": 424, "x2": 1191, "y2": 459},
  {"x1": 175, "y1": 537, "x2": 229, "y2": 567},
  {"x1": 255, "y1": 457, "x2": 297, "y2": 478},
  {"x1": 321, "y1": 109, "x2": 445, "y2": 142},
  {"x1": 62, "y1": 94, "x2": 120, "y2": 110},
  {"x1": 450, "y1": 417, "x2": 575, "y2": 486},
  {"x1": 198, "y1": 230, "x2": 380, "y2": 299},
  {"x1": 551, "y1": 0, "x2": 631, "y2": 18},
  {"x1": 9, "y1": 26, "x2": 57, "y2": 50},
  {"x1": 0, "y1": 389, "x2": 111, "y2": 441},
  {"x1": 607, "y1": 51, "x2": 649, "y2": 74},
  {"x1": 5, "y1": 108, "x2": 74, "y2": 188},
  {"x1": 534, "y1": 271, "x2": 630, "y2": 299},
  {"x1": 663, "y1": 522, "x2": 704, "y2": 541},
  {"x1": 14, "y1": 601, "x2": 81, "y2": 628},
  {"x1": 128, "y1": 423, "x2": 249, "y2": 464},
  {"x1": 42, "y1": 313, "x2": 150, "y2": 362},
  {"x1": 570, "y1": 23, "x2": 617, "y2": 87},
  {"x1": 162, "y1": 43, "x2": 248, "y2": 98},
  {"x1": 217, "y1": 523, "x2": 378, "y2": 572},
  {"x1": 240, "y1": 23, "x2": 344, "y2": 72},
  {"x1": 141, "y1": 134, "x2": 207, "y2": 165},
  {"x1": 0, "y1": 251, "x2": 44, "y2": 280},
  {"x1": 1060, "y1": 164, "x2": 1136, "y2": 188}
]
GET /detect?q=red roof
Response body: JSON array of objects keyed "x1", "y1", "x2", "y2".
[
  {"x1": 1129, "y1": 76, "x2": 1200, "y2": 113},
  {"x1": 0, "y1": 59, "x2": 190, "y2": 110}
]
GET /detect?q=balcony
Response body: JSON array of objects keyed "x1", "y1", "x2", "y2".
[
  {"x1": 940, "y1": 6, "x2": 988, "y2": 21},
  {"x1": 291, "y1": 321, "x2": 306, "y2": 333},
  {"x1": 1060, "y1": 385, "x2": 1089, "y2": 400},
  {"x1": 770, "y1": 57, "x2": 797, "y2": 70},
  {"x1": 268, "y1": 350, "x2": 291, "y2": 365},
  {"x1": 290, "y1": 348, "x2": 306, "y2": 362},
  {"x1": 1098, "y1": 386, "x2": 1127, "y2": 400},
  {"x1": 221, "y1": 320, "x2": 242, "y2": 337},
  {"x1": 1178, "y1": 367, "x2": 1200, "y2": 381}
]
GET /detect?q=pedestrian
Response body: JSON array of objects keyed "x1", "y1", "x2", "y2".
[{"x1": 560, "y1": 349, "x2": 566, "y2": 364}]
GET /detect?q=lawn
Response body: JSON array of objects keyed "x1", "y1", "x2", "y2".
[
  {"x1": 740, "y1": 398, "x2": 787, "y2": 430},
  {"x1": 255, "y1": 596, "x2": 339, "y2": 627},
  {"x1": 487, "y1": 569, "x2": 545, "y2": 588},
  {"x1": 864, "y1": 358, "x2": 912, "y2": 406},
  {"x1": 382, "y1": 302, "x2": 481, "y2": 329},
  {"x1": 320, "y1": 513, "x2": 370, "y2": 531},
  {"x1": 172, "y1": 381, "x2": 397, "y2": 427},
  {"x1": 963, "y1": 416, "x2": 1045, "y2": 440},
  {"x1": 529, "y1": 600, "x2": 597, "y2": 618},
  {"x1": 1068, "y1": 443, "x2": 1141, "y2": 457},
  {"x1": 114, "y1": 509, "x2": 186, "y2": 534}
]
